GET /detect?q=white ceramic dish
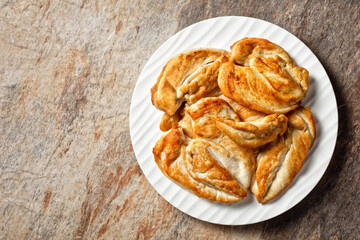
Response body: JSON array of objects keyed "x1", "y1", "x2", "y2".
[{"x1": 129, "y1": 16, "x2": 338, "y2": 225}]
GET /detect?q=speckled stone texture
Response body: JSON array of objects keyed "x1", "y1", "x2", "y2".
[{"x1": 0, "y1": 0, "x2": 359, "y2": 239}]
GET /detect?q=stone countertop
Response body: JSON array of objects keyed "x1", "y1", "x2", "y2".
[{"x1": 1, "y1": 0, "x2": 359, "y2": 239}]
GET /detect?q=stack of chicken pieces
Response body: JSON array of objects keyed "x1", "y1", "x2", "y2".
[{"x1": 151, "y1": 38, "x2": 316, "y2": 204}]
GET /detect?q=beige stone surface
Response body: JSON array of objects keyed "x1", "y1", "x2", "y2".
[{"x1": 0, "y1": 0, "x2": 359, "y2": 239}]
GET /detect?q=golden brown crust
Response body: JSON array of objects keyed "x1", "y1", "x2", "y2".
[
  {"x1": 185, "y1": 97, "x2": 240, "y2": 138},
  {"x1": 230, "y1": 38, "x2": 294, "y2": 66},
  {"x1": 183, "y1": 98, "x2": 255, "y2": 188},
  {"x1": 151, "y1": 38, "x2": 316, "y2": 204},
  {"x1": 216, "y1": 114, "x2": 288, "y2": 148},
  {"x1": 185, "y1": 139, "x2": 247, "y2": 199},
  {"x1": 221, "y1": 96, "x2": 266, "y2": 121},
  {"x1": 251, "y1": 106, "x2": 316, "y2": 203},
  {"x1": 179, "y1": 55, "x2": 229, "y2": 104},
  {"x1": 159, "y1": 109, "x2": 182, "y2": 132},
  {"x1": 153, "y1": 127, "x2": 246, "y2": 203},
  {"x1": 178, "y1": 111, "x2": 197, "y2": 139},
  {"x1": 214, "y1": 135, "x2": 255, "y2": 188},
  {"x1": 151, "y1": 49, "x2": 228, "y2": 115},
  {"x1": 286, "y1": 106, "x2": 316, "y2": 147},
  {"x1": 218, "y1": 38, "x2": 309, "y2": 114},
  {"x1": 153, "y1": 127, "x2": 184, "y2": 176},
  {"x1": 251, "y1": 136, "x2": 290, "y2": 203}
]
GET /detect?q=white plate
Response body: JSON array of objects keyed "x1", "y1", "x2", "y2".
[{"x1": 129, "y1": 16, "x2": 338, "y2": 225}]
